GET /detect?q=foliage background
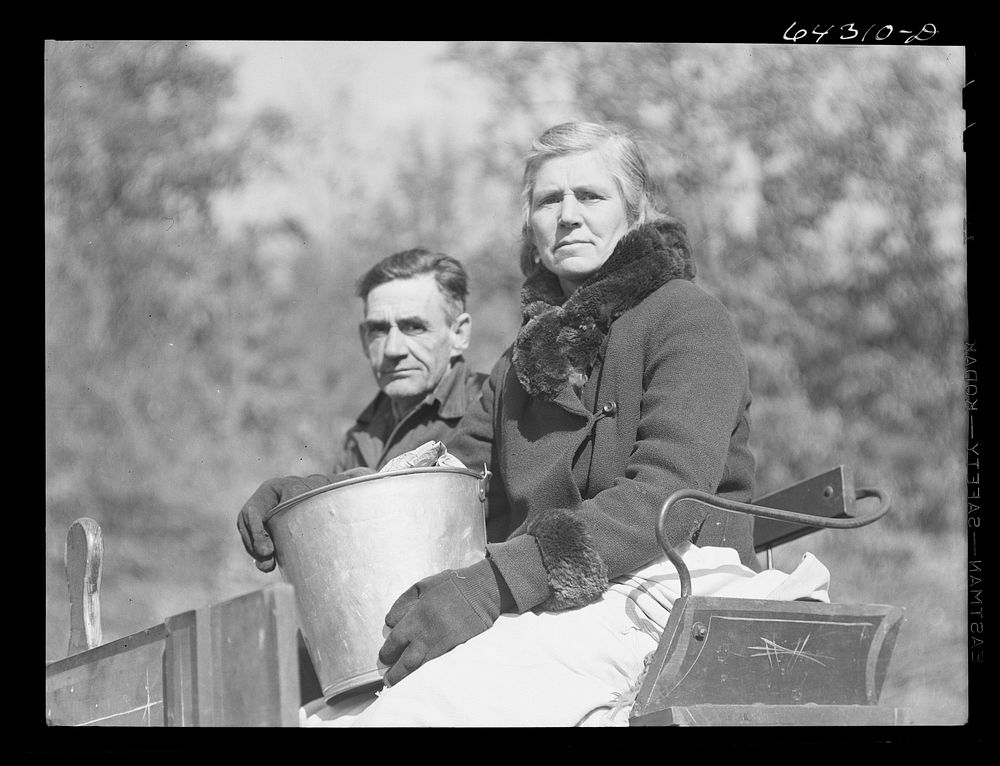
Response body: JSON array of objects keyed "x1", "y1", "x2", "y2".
[{"x1": 44, "y1": 40, "x2": 968, "y2": 724}]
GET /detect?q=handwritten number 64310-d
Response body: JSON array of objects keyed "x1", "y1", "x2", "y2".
[{"x1": 783, "y1": 22, "x2": 938, "y2": 45}]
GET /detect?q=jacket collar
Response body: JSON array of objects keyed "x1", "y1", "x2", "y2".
[
  {"x1": 356, "y1": 357, "x2": 473, "y2": 426},
  {"x1": 512, "y1": 217, "x2": 695, "y2": 402},
  {"x1": 434, "y1": 358, "x2": 477, "y2": 420}
]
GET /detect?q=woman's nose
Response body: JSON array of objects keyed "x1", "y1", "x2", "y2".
[{"x1": 558, "y1": 195, "x2": 582, "y2": 226}]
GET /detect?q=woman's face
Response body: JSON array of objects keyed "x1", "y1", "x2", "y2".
[{"x1": 529, "y1": 150, "x2": 630, "y2": 295}]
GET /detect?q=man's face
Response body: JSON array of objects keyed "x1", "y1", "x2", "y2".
[{"x1": 359, "y1": 275, "x2": 470, "y2": 405}]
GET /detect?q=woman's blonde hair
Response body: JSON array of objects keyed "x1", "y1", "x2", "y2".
[{"x1": 518, "y1": 121, "x2": 663, "y2": 276}]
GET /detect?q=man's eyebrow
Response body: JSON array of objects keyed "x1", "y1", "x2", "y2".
[
  {"x1": 362, "y1": 315, "x2": 429, "y2": 328},
  {"x1": 396, "y1": 316, "x2": 429, "y2": 327}
]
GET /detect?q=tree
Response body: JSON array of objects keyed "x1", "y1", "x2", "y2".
[
  {"x1": 45, "y1": 40, "x2": 294, "y2": 656},
  {"x1": 447, "y1": 42, "x2": 966, "y2": 532}
]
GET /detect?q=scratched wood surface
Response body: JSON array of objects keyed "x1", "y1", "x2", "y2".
[
  {"x1": 46, "y1": 585, "x2": 301, "y2": 726},
  {"x1": 46, "y1": 624, "x2": 168, "y2": 726},
  {"x1": 630, "y1": 596, "x2": 904, "y2": 721}
]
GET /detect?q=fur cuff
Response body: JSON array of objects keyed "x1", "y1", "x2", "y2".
[{"x1": 527, "y1": 510, "x2": 609, "y2": 610}]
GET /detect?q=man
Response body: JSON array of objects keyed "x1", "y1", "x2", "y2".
[{"x1": 237, "y1": 248, "x2": 488, "y2": 573}]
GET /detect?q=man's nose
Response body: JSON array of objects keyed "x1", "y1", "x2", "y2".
[
  {"x1": 558, "y1": 194, "x2": 582, "y2": 226},
  {"x1": 382, "y1": 325, "x2": 408, "y2": 357}
]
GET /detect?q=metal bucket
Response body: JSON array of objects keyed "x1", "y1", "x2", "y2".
[{"x1": 263, "y1": 466, "x2": 489, "y2": 701}]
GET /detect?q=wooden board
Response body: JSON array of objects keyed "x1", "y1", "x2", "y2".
[
  {"x1": 46, "y1": 584, "x2": 301, "y2": 727},
  {"x1": 164, "y1": 583, "x2": 301, "y2": 727},
  {"x1": 46, "y1": 624, "x2": 168, "y2": 726},
  {"x1": 753, "y1": 466, "x2": 854, "y2": 552},
  {"x1": 65, "y1": 518, "x2": 104, "y2": 656},
  {"x1": 630, "y1": 703, "x2": 911, "y2": 726},
  {"x1": 629, "y1": 596, "x2": 904, "y2": 722}
]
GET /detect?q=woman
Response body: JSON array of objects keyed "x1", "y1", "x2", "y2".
[{"x1": 324, "y1": 121, "x2": 829, "y2": 727}]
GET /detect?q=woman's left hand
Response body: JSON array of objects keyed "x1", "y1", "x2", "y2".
[{"x1": 378, "y1": 558, "x2": 507, "y2": 686}]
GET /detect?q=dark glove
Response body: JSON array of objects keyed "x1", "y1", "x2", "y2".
[
  {"x1": 236, "y1": 468, "x2": 372, "y2": 572},
  {"x1": 378, "y1": 557, "x2": 515, "y2": 687}
]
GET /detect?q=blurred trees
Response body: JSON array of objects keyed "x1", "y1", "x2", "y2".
[
  {"x1": 45, "y1": 41, "x2": 966, "y2": 665},
  {"x1": 447, "y1": 42, "x2": 967, "y2": 533},
  {"x1": 45, "y1": 40, "x2": 298, "y2": 650}
]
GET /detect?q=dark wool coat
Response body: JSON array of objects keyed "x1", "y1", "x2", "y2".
[{"x1": 447, "y1": 219, "x2": 755, "y2": 614}]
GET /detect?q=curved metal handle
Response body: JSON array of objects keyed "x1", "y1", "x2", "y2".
[{"x1": 656, "y1": 486, "x2": 891, "y2": 598}]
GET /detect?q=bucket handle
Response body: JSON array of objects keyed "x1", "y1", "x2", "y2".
[{"x1": 478, "y1": 465, "x2": 492, "y2": 503}]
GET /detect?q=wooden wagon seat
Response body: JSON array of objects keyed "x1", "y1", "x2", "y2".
[
  {"x1": 46, "y1": 519, "x2": 302, "y2": 727},
  {"x1": 47, "y1": 466, "x2": 908, "y2": 726},
  {"x1": 628, "y1": 466, "x2": 908, "y2": 726}
]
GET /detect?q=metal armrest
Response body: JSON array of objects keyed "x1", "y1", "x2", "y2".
[{"x1": 656, "y1": 487, "x2": 891, "y2": 597}]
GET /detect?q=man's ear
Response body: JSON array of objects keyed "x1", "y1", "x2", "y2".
[
  {"x1": 449, "y1": 312, "x2": 471, "y2": 359},
  {"x1": 358, "y1": 322, "x2": 368, "y2": 352}
]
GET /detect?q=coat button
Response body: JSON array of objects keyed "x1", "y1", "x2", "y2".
[{"x1": 601, "y1": 401, "x2": 617, "y2": 417}]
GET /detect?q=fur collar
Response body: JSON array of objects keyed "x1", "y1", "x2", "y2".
[{"x1": 512, "y1": 217, "x2": 695, "y2": 401}]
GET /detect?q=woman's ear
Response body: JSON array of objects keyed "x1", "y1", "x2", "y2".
[{"x1": 449, "y1": 312, "x2": 472, "y2": 358}]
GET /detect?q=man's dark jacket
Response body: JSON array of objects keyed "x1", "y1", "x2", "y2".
[{"x1": 331, "y1": 359, "x2": 488, "y2": 474}]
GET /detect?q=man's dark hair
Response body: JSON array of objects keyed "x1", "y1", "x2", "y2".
[{"x1": 356, "y1": 248, "x2": 470, "y2": 319}]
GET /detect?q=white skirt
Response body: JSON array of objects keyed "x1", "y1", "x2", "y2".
[{"x1": 300, "y1": 545, "x2": 831, "y2": 727}]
